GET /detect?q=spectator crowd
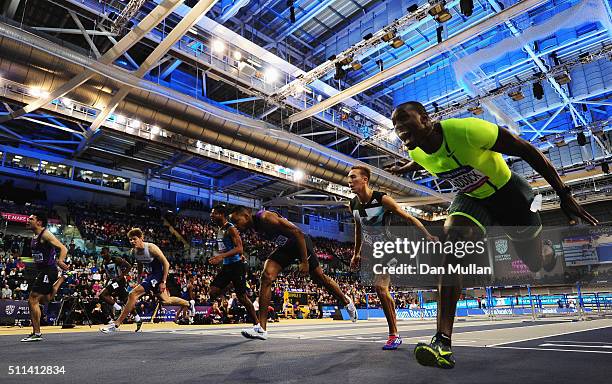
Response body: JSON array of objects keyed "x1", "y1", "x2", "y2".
[
  {"x1": 6, "y1": 200, "x2": 605, "y2": 327},
  {"x1": 1, "y1": 221, "x2": 421, "y2": 325},
  {"x1": 68, "y1": 202, "x2": 184, "y2": 251}
]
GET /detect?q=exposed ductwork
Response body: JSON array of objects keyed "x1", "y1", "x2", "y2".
[{"x1": 0, "y1": 23, "x2": 449, "y2": 201}]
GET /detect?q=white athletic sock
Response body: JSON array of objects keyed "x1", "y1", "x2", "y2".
[
  {"x1": 113, "y1": 303, "x2": 122, "y2": 311},
  {"x1": 135, "y1": 314, "x2": 141, "y2": 322}
]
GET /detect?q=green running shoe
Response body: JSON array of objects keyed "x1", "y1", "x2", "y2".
[{"x1": 414, "y1": 335, "x2": 455, "y2": 369}]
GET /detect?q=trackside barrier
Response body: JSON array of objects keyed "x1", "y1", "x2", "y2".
[{"x1": 339, "y1": 286, "x2": 610, "y2": 321}]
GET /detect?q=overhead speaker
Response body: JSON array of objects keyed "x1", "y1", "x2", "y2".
[
  {"x1": 532, "y1": 81, "x2": 544, "y2": 100},
  {"x1": 460, "y1": 0, "x2": 474, "y2": 16},
  {"x1": 602, "y1": 162, "x2": 610, "y2": 174},
  {"x1": 333, "y1": 63, "x2": 346, "y2": 80},
  {"x1": 436, "y1": 26, "x2": 444, "y2": 43},
  {"x1": 577, "y1": 132, "x2": 587, "y2": 146},
  {"x1": 287, "y1": 0, "x2": 296, "y2": 23}
]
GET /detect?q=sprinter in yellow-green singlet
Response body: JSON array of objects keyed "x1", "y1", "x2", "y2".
[{"x1": 387, "y1": 101, "x2": 598, "y2": 369}]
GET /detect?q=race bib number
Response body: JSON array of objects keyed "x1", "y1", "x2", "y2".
[
  {"x1": 111, "y1": 282, "x2": 119, "y2": 289},
  {"x1": 362, "y1": 231, "x2": 386, "y2": 246},
  {"x1": 274, "y1": 235, "x2": 289, "y2": 247},
  {"x1": 437, "y1": 166, "x2": 489, "y2": 193},
  {"x1": 32, "y1": 252, "x2": 44, "y2": 263},
  {"x1": 106, "y1": 264, "x2": 117, "y2": 277},
  {"x1": 216, "y1": 240, "x2": 227, "y2": 252}
]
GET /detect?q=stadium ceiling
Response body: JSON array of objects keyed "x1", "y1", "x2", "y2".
[{"x1": 0, "y1": 0, "x2": 610, "y2": 210}]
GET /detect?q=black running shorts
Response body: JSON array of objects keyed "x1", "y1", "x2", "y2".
[
  {"x1": 31, "y1": 266, "x2": 59, "y2": 295},
  {"x1": 211, "y1": 262, "x2": 249, "y2": 294},
  {"x1": 267, "y1": 235, "x2": 320, "y2": 272},
  {"x1": 104, "y1": 278, "x2": 128, "y2": 301},
  {"x1": 449, "y1": 172, "x2": 542, "y2": 241}
]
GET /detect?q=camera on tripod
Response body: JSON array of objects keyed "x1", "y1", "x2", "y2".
[{"x1": 56, "y1": 291, "x2": 92, "y2": 328}]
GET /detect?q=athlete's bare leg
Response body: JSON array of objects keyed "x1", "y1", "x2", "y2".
[
  {"x1": 309, "y1": 266, "x2": 350, "y2": 306},
  {"x1": 373, "y1": 273, "x2": 397, "y2": 336},
  {"x1": 115, "y1": 285, "x2": 145, "y2": 326},
  {"x1": 157, "y1": 289, "x2": 190, "y2": 321},
  {"x1": 257, "y1": 259, "x2": 283, "y2": 331}
]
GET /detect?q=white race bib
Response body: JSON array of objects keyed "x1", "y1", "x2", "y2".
[
  {"x1": 437, "y1": 166, "x2": 489, "y2": 193},
  {"x1": 32, "y1": 252, "x2": 44, "y2": 263}
]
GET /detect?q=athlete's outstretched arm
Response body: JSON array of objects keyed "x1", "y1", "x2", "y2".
[
  {"x1": 381, "y1": 195, "x2": 438, "y2": 241},
  {"x1": 210, "y1": 227, "x2": 244, "y2": 265},
  {"x1": 116, "y1": 257, "x2": 132, "y2": 277},
  {"x1": 350, "y1": 207, "x2": 362, "y2": 270},
  {"x1": 42, "y1": 230, "x2": 68, "y2": 270},
  {"x1": 491, "y1": 127, "x2": 598, "y2": 225},
  {"x1": 384, "y1": 160, "x2": 424, "y2": 176},
  {"x1": 136, "y1": 261, "x2": 143, "y2": 280}
]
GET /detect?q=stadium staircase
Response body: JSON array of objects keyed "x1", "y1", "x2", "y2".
[{"x1": 163, "y1": 217, "x2": 189, "y2": 249}]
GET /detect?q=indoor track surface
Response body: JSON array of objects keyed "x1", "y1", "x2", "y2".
[{"x1": 1, "y1": 317, "x2": 610, "y2": 384}]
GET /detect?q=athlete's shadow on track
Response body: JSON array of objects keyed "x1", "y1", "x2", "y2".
[
  {"x1": 209, "y1": 339, "x2": 252, "y2": 352},
  {"x1": 213, "y1": 350, "x2": 273, "y2": 383}
]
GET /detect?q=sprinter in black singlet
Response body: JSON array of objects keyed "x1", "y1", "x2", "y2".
[
  {"x1": 348, "y1": 165, "x2": 437, "y2": 350},
  {"x1": 231, "y1": 206, "x2": 357, "y2": 340},
  {"x1": 98, "y1": 246, "x2": 143, "y2": 331}
]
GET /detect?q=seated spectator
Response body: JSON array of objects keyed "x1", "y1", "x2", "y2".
[
  {"x1": 205, "y1": 302, "x2": 223, "y2": 324},
  {"x1": 70, "y1": 202, "x2": 183, "y2": 251},
  {"x1": 17, "y1": 280, "x2": 29, "y2": 300},
  {"x1": 90, "y1": 303, "x2": 107, "y2": 325},
  {"x1": 220, "y1": 300, "x2": 232, "y2": 324},
  {"x1": 294, "y1": 301, "x2": 304, "y2": 319},
  {"x1": 308, "y1": 301, "x2": 318, "y2": 319},
  {"x1": 1, "y1": 284, "x2": 12, "y2": 299}
]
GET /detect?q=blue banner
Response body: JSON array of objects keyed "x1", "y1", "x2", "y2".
[
  {"x1": 341, "y1": 306, "x2": 590, "y2": 320},
  {"x1": 321, "y1": 305, "x2": 338, "y2": 318},
  {"x1": 0, "y1": 299, "x2": 32, "y2": 320}
]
